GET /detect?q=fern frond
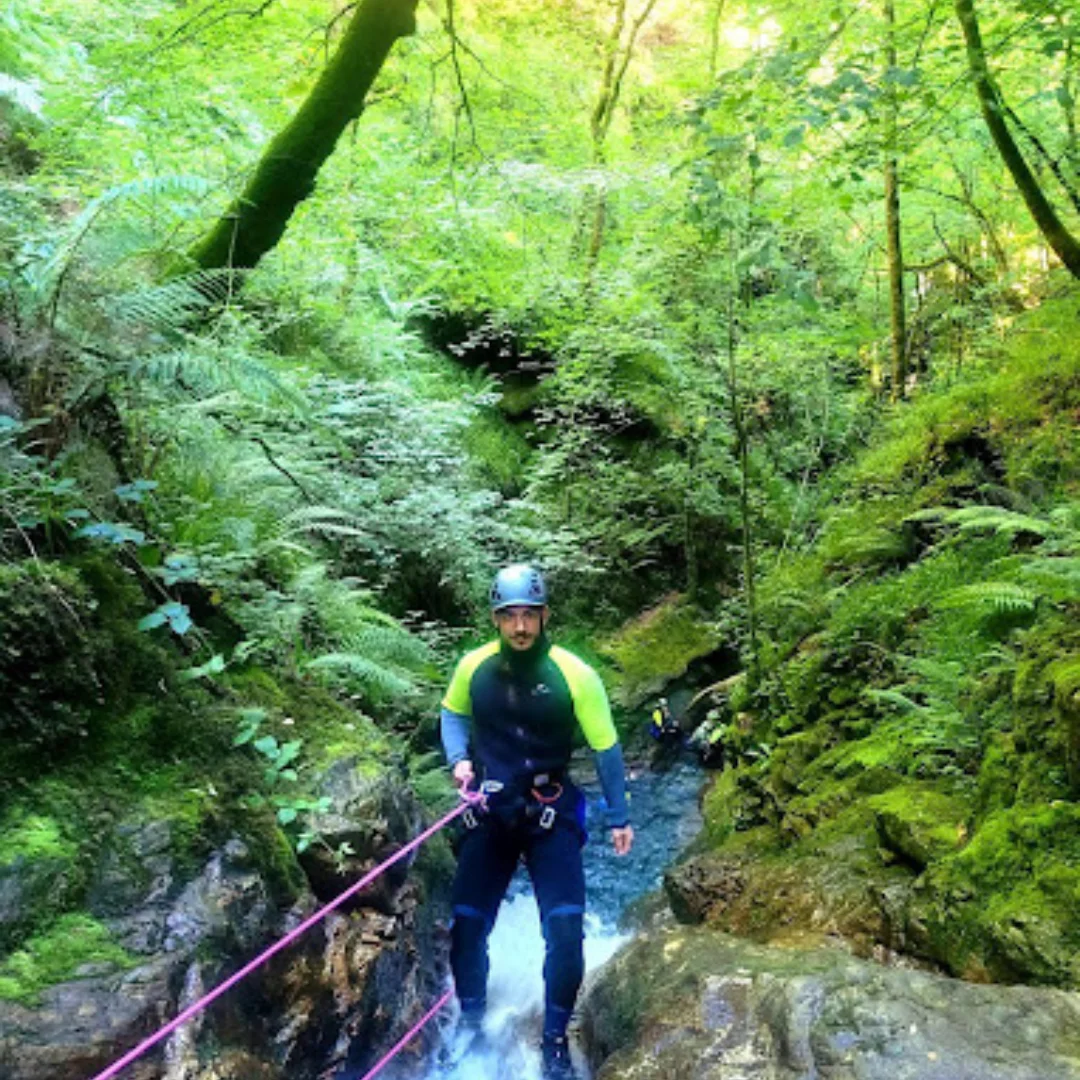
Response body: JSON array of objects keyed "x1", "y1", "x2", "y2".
[
  {"x1": 942, "y1": 506, "x2": 1054, "y2": 540},
  {"x1": 864, "y1": 687, "x2": 926, "y2": 716},
  {"x1": 279, "y1": 506, "x2": 368, "y2": 540},
  {"x1": 305, "y1": 652, "x2": 413, "y2": 697},
  {"x1": 130, "y1": 340, "x2": 306, "y2": 409},
  {"x1": 105, "y1": 271, "x2": 232, "y2": 330},
  {"x1": 29, "y1": 175, "x2": 212, "y2": 306},
  {"x1": 1019, "y1": 558, "x2": 1080, "y2": 601},
  {"x1": 936, "y1": 581, "x2": 1038, "y2": 614}
]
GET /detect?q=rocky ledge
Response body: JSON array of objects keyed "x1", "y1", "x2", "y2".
[
  {"x1": 582, "y1": 926, "x2": 1080, "y2": 1080},
  {"x1": 0, "y1": 758, "x2": 450, "y2": 1080}
]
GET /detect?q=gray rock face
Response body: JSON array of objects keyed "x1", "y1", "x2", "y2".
[
  {"x1": 582, "y1": 927, "x2": 1080, "y2": 1080},
  {"x1": 0, "y1": 758, "x2": 447, "y2": 1080}
]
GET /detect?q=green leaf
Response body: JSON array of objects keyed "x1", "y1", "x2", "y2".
[
  {"x1": 277, "y1": 806, "x2": 298, "y2": 825},
  {"x1": 275, "y1": 740, "x2": 303, "y2": 770},
  {"x1": 181, "y1": 653, "x2": 226, "y2": 681},
  {"x1": 233, "y1": 709, "x2": 264, "y2": 747},
  {"x1": 114, "y1": 480, "x2": 159, "y2": 503},
  {"x1": 137, "y1": 610, "x2": 167, "y2": 631},
  {"x1": 253, "y1": 735, "x2": 279, "y2": 759},
  {"x1": 140, "y1": 601, "x2": 193, "y2": 636},
  {"x1": 76, "y1": 522, "x2": 146, "y2": 546}
]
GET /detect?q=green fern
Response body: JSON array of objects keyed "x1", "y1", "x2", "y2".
[
  {"x1": 943, "y1": 505, "x2": 1055, "y2": 539},
  {"x1": 105, "y1": 271, "x2": 233, "y2": 331},
  {"x1": 25, "y1": 175, "x2": 212, "y2": 315},
  {"x1": 936, "y1": 581, "x2": 1038, "y2": 615},
  {"x1": 305, "y1": 652, "x2": 414, "y2": 698}
]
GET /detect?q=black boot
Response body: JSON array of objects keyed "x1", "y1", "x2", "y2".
[{"x1": 541, "y1": 1034, "x2": 577, "y2": 1080}]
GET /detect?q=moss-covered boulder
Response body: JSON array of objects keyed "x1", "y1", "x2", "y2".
[
  {"x1": 0, "y1": 814, "x2": 80, "y2": 951},
  {"x1": 582, "y1": 926, "x2": 1080, "y2": 1080},
  {"x1": 905, "y1": 802, "x2": 1080, "y2": 987},
  {"x1": 0, "y1": 765, "x2": 450, "y2": 1080},
  {"x1": 600, "y1": 594, "x2": 724, "y2": 706},
  {"x1": 868, "y1": 783, "x2": 969, "y2": 869}
]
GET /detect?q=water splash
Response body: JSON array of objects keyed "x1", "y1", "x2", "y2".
[
  {"x1": 430, "y1": 899, "x2": 628, "y2": 1080},
  {"x1": 419, "y1": 760, "x2": 703, "y2": 1080}
]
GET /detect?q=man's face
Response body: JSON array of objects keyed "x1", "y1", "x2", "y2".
[{"x1": 493, "y1": 604, "x2": 547, "y2": 651}]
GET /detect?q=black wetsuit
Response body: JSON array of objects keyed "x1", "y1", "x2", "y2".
[{"x1": 440, "y1": 633, "x2": 624, "y2": 1038}]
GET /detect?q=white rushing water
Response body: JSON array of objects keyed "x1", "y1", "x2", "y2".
[{"x1": 430, "y1": 896, "x2": 629, "y2": 1080}]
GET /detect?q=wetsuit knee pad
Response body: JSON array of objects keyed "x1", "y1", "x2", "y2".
[
  {"x1": 542, "y1": 907, "x2": 584, "y2": 1012},
  {"x1": 543, "y1": 908, "x2": 584, "y2": 949},
  {"x1": 450, "y1": 908, "x2": 491, "y2": 1007}
]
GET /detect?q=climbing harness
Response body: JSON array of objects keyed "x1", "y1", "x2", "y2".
[{"x1": 88, "y1": 790, "x2": 485, "y2": 1080}]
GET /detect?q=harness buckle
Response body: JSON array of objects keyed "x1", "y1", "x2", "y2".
[
  {"x1": 480, "y1": 780, "x2": 505, "y2": 795},
  {"x1": 539, "y1": 806, "x2": 556, "y2": 830}
]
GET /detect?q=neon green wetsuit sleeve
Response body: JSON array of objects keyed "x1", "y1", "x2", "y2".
[
  {"x1": 549, "y1": 646, "x2": 618, "y2": 751},
  {"x1": 441, "y1": 641, "x2": 500, "y2": 715}
]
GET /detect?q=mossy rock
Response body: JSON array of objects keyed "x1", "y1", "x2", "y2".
[
  {"x1": 0, "y1": 914, "x2": 134, "y2": 1005},
  {"x1": 910, "y1": 802, "x2": 1080, "y2": 987},
  {"x1": 0, "y1": 561, "x2": 108, "y2": 753},
  {"x1": 600, "y1": 594, "x2": 721, "y2": 705},
  {"x1": 0, "y1": 813, "x2": 81, "y2": 951},
  {"x1": 765, "y1": 726, "x2": 831, "y2": 798},
  {"x1": 867, "y1": 782, "x2": 969, "y2": 869}
]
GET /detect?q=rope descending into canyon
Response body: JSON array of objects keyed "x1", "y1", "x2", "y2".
[{"x1": 89, "y1": 791, "x2": 484, "y2": 1080}]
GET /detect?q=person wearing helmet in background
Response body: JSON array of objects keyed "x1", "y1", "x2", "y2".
[
  {"x1": 649, "y1": 696, "x2": 679, "y2": 742},
  {"x1": 440, "y1": 564, "x2": 633, "y2": 1080}
]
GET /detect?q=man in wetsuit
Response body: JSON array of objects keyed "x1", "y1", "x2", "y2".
[{"x1": 440, "y1": 565, "x2": 633, "y2": 1080}]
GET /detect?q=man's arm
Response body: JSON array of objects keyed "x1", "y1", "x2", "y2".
[
  {"x1": 441, "y1": 706, "x2": 475, "y2": 790},
  {"x1": 550, "y1": 646, "x2": 634, "y2": 855},
  {"x1": 594, "y1": 743, "x2": 634, "y2": 855}
]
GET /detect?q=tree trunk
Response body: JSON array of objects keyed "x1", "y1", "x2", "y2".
[
  {"x1": 725, "y1": 275, "x2": 757, "y2": 675},
  {"x1": 707, "y1": 0, "x2": 727, "y2": 83},
  {"x1": 955, "y1": 0, "x2": 1080, "y2": 279},
  {"x1": 884, "y1": 0, "x2": 907, "y2": 400},
  {"x1": 189, "y1": 0, "x2": 419, "y2": 275},
  {"x1": 583, "y1": 0, "x2": 660, "y2": 276}
]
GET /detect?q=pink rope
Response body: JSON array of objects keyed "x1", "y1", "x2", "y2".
[
  {"x1": 89, "y1": 793, "x2": 480, "y2": 1080},
  {"x1": 358, "y1": 987, "x2": 454, "y2": 1080}
]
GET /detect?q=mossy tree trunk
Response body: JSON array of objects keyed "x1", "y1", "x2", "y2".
[
  {"x1": 883, "y1": 0, "x2": 907, "y2": 400},
  {"x1": 955, "y1": 0, "x2": 1080, "y2": 279},
  {"x1": 188, "y1": 0, "x2": 419, "y2": 276}
]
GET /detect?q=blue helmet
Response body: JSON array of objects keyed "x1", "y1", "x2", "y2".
[{"x1": 490, "y1": 564, "x2": 548, "y2": 611}]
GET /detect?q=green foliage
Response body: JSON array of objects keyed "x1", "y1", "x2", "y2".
[
  {"x1": 0, "y1": 814, "x2": 75, "y2": 867},
  {"x1": 0, "y1": 914, "x2": 135, "y2": 1004},
  {"x1": 916, "y1": 803, "x2": 1080, "y2": 986},
  {"x1": 0, "y1": 560, "x2": 108, "y2": 750},
  {"x1": 2, "y1": 0, "x2": 1080, "y2": 1001},
  {"x1": 601, "y1": 595, "x2": 721, "y2": 704}
]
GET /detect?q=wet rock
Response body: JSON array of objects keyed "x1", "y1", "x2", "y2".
[
  {"x1": 298, "y1": 757, "x2": 424, "y2": 910},
  {"x1": 663, "y1": 829, "x2": 909, "y2": 957},
  {"x1": 0, "y1": 767, "x2": 448, "y2": 1080},
  {"x1": 583, "y1": 927, "x2": 1080, "y2": 1079},
  {"x1": 664, "y1": 853, "x2": 747, "y2": 924}
]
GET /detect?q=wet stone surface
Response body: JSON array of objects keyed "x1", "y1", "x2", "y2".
[{"x1": 582, "y1": 926, "x2": 1080, "y2": 1080}]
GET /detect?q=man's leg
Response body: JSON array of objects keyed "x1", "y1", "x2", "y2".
[
  {"x1": 449, "y1": 822, "x2": 519, "y2": 1022},
  {"x1": 523, "y1": 822, "x2": 586, "y2": 1040}
]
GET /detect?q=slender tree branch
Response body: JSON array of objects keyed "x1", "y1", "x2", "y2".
[{"x1": 1002, "y1": 102, "x2": 1080, "y2": 216}]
